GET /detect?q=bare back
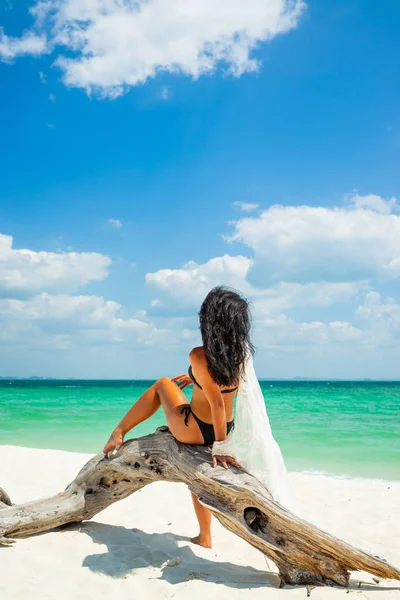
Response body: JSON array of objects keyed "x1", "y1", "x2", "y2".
[{"x1": 188, "y1": 346, "x2": 236, "y2": 424}]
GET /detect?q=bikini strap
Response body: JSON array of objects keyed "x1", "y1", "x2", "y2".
[{"x1": 180, "y1": 404, "x2": 192, "y2": 427}]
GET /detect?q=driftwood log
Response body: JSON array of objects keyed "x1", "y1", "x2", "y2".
[{"x1": 0, "y1": 428, "x2": 399, "y2": 588}]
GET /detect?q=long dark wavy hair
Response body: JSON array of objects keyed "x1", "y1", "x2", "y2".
[{"x1": 199, "y1": 286, "x2": 254, "y2": 387}]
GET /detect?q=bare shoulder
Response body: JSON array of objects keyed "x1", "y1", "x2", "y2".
[
  {"x1": 189, "y1": 346, "x2": 206, "y2": 366},
  {"x1": 189, "y1": 346, "x2": 219, "y2": 392}
]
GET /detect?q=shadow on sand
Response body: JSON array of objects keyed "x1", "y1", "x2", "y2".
[
  {"x1": 55, "y1": 521, "x2": 400, "y2": 592},
  {"x1": 78, "y1": 521, "x2": 278, "y2": 588}
]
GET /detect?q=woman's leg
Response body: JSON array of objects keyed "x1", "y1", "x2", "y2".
[
  {"x1": 103, "y1": 376, "x2": 213, "y2": 548},
  {"x1": 104, "y1": 377, "x2": 204, "y2": 451},
  {"x1": 190, "y1": 492, "x2": 212, "y2": 549}
]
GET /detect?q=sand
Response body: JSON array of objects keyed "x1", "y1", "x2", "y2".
[{"x1": 0, "y1": 445, "x2": 399, "y2": 600}]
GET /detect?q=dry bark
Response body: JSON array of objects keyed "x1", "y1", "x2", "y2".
[
  {"x1": 0, "y1": 487, "x2": 12, "y2": 509},
  {"x1": 1, "y1": 428, "x2": 399, "y2": 587}
]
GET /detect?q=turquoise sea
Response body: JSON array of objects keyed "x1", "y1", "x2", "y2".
[{"x1": 0, "y1": 380, "x2": 399, "y2": 480}]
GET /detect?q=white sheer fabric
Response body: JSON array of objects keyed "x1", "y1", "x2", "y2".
[{"x1": 214, "y1": 354, "x2": 294, "y2": 510}]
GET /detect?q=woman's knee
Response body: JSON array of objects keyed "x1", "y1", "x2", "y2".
[{"x1": 156, "y1": 377, "x2": 171, "y2": 390}]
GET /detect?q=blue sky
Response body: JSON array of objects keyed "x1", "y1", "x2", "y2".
[{"x1": 0, "y1": 0, "x2": 399, "y2": 378}]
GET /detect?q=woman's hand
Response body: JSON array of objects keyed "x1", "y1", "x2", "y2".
[
  {"x1": 171, "y1": 373, "x2": 193, "y2": 390},
  {"x1": 103, "y1": 428, "x2": 124, "y2": 455},
  {"x1": 212, "y1": 455, "x2": 241, "y2": 470}
]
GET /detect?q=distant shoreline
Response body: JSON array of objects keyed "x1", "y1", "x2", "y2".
[{"x1": 1, "y1": 377, "x2": 400, "y2": 383}]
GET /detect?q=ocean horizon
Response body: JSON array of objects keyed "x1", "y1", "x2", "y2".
[
  {"x1": 2, "y1": 377, "x2": 400, "y2": 381},
  {"x1": 1, "y1": 378, "x2": 399, "y2": 482}
]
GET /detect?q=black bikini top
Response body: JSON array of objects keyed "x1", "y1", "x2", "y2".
[{"x1": 188, "y1": 364, "x2": 238, "y2": 394}]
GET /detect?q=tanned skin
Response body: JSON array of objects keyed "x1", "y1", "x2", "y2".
[{"x1": 103, "y1": 346, "x2": 240, "y2": 548}]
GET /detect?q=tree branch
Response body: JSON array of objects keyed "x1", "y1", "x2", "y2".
[{"x1": 1, "y1": 429, "x2": 399, "y2": 587}]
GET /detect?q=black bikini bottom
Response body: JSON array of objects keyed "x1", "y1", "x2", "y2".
[{"x1": 180, "y1": 405, "x2": 234, "y2": 446}]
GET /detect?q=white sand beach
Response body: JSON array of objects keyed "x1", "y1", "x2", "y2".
[{"x1": 0, "y1": 445, "x2": 399, "y2": 600}]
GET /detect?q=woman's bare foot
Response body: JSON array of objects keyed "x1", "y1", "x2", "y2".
[
  {"x1": 103, "y1": 428, "x2": 124, "y2": 454},
  {"x1": 190, "y1": 534, "x2": 212, "y2": 549}
]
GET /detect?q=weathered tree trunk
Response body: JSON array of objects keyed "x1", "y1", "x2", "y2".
[
  {"x1": 1, "y1": 428, "x2": 399, "y2": 587},
  {"x1": 0, "y1": 487, "x2": 12, "y2": 509}
]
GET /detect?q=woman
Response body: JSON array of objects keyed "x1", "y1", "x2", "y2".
[{"x1": 103, "y1": 286, "x2": 253, "y2": 549}]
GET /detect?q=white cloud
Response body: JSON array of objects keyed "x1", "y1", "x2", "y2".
[
  {"x1": 1, "y1": 191, "x2": 399, "y2": 377},
  {"x1": 349, "y1": 193, "x2": 398, "y2": 214},
  {"x1": 251, "y1": 291, "x2": 400, "y2": 351},
  {"x1": 253, "y1": 313, "x2": 363, "y2": 350},
  {"x1": 0, "y1": 292, "x2": 201, "y2": 359},
  {"x1": 233, "y1": 201, "x2": 260, "y2": 212},
  {"x1": 146, "y1": 251, "x2": 364, "y2": 318},
  {"x1": 0, "y1": 27, "x2": 47, "y2": 61},
  {"x1": 355, "y1": 291, "x2": 400, "y2": 342},
  {"x1": 160, "y1": 86, "x2": 170, "y2": 101},
  {"x1": 107, "y1": 218, "x2": 123, "y2": 229},
  {"x1": 0, "y1": 292, "x2": 145, "y2": 330},
  {"x1": 49, "y1": 92, "x2": 56, "y2": 101},
  {"x1": 0, "y1": 234, "x2": 111, "y2": 297},
  {"x1": 0, "y1": 234, "x2": 196, "y2": 366},
  {"x1": 146, "y1": 262, "x2": 367, "y2": 349},
  {"x1": 0, "y1": 292, "x2": 161, "y2": 349},
  {"x1": 227, "y1": 194, "x2": 400, "y2": 286},
  {"x1": 146, "y1": 254, "x2": 253, "y2": 312},
  {"x1": 145, "y1": 193, "x2": 400, "y2": 360},
  {"x1": 251, "y1": 281, "x2": 363, "y2": 317},
  {"x1": 4, "y1": 0, "x2": 306, "y2": 97}
]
